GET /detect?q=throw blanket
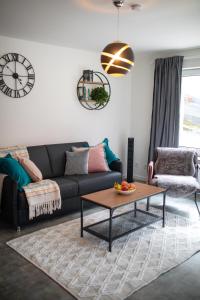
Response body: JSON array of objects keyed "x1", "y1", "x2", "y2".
[
  {"x1": 0, "y1": 145, "x2": 29, "y2": 159},
  {"x1": 23, "y1": 180, "x2": 61, "y2": 220},
  {"x1": 152, "y1": 175, "x2": 200, "y2": 197},
  {"x1": 0, "y1": 145, "x2": 29, "y2": 206}
]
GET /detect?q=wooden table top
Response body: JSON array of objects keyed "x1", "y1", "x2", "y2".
[{"x1": 81, "y1": 182, "x2": 166, "y2": 209}]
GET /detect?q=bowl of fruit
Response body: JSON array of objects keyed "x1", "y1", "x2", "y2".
[{"x1": 114, "y1": 181, "x2": 136, "y2": 195}]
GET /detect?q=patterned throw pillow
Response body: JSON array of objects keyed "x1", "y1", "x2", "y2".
[
  {"x1": 72, "y1": 144, "x2": 110, "y2": 173},
  {"x1": 64, "y1": 149, "x2": 89, "y2": 175},
  {"x1": 17, "y1": 157, "x2": 43, "y2": 182}
]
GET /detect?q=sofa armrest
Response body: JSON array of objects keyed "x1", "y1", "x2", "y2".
[
  {"x1": 147, "y1": 161, "x2": 154, "y2": 184},
  {"x1": 1, "y1": 176, "x2": 18, "y2": 228},
  {"x1": 109, "y1": 160, "x2": 123, "y2": 173}
]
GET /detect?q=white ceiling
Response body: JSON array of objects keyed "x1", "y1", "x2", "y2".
[{"x1": 0, "y1": 0, "x2": 200, "y2": 53}]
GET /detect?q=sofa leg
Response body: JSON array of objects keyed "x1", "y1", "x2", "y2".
[
  {"x1": 17, "y1": 226, "x2": 21, "y2": 232},
  {"x1": 194, "y1": 192, "x2": 200, "y2": 216},
  {"x1": 146, "y1": 197, "x2": 150, "y2": 211}
]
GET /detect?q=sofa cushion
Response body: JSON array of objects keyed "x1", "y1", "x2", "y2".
[
  {"x1": 18, "y1": 177, "x2": 79, "y2": 209},
  {"x1": 68, "y1": 171, "x2": 122, "y2": 195},
  {"x1": 53, "y1": 177, "x2": 79, "y2": 199},
  {"x1": 27, "y1": 146, "x2": 53, "y2": 179},
  {"x1": 46, "y1": 142, "x2": 89, "y2": 177}
]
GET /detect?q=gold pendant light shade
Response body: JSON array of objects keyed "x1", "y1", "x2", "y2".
[{"x1": 101, "y1": 42, "x2": 134, "y2": 77}]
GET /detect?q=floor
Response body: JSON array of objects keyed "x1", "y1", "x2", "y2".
[{"x1": 1, "y1": 195, "x2": 200, "y2": 300}]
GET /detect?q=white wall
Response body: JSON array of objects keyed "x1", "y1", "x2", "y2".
[
  {"x1": 131, "y1": 52, "x2": 157, "y2": 180},
  {"x1": 1, "y1": 35, "x2": 199, "y2": 180},
  {"x1": 131, "y1": 48, "x2": 200, "y2": 180},
  {"x1": 0, "y1": 35, "x2": 132, "y2": 171}
]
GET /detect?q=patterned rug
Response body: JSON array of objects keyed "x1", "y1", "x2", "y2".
[{"x1": 7, "y1": 203, "x2": 200, "y2": 300}]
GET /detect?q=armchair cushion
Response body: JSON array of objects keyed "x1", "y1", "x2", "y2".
[
  {"x1": 152, "y1": 175, "x2": 200, "y2": 197},
  {"x1": 155, "y1": 147, "x2": 196, "y2": 176}
]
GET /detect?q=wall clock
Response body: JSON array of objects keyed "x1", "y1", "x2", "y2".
[{"x1": 0, "y1": 53, "x2": 35, "y2": 98}]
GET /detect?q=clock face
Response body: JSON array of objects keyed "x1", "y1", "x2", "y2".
[{"x1": 0, "y1": 53, "x2": 35, "y2": 98}]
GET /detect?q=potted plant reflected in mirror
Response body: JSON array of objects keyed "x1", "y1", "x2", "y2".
[{"x1": 91, "y1": 87, "x2": 109, "y2": 107}]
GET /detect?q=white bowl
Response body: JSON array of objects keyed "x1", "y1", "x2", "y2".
[{"x1": 115, "y1": 189, "x2": 136, "y2": 195}]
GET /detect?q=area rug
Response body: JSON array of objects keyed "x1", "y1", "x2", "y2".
[{"x1": 7, "y1": 203, "x2": 200, "y2": 300}]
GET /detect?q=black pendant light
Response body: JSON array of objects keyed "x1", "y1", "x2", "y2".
[{"x1": 101, "y1": 0, "x2": 135, "y2": 77}]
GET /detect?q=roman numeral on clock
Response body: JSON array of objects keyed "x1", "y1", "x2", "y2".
[
  {"x1": 0, "y1": 79, "x2": 6, "y2": 89},
  {"x1": 28, "y1": 73, "x2": 35, "y2": 80},
  {"x1": 15, "y1": 90, "x2": 20, "y2": 98},
  {"x1": 3, "y1": 54, "x2": 11, "y2": 63},
  {"x1": 26, "y1": 64, "x2": 33, "y2": 71},
  {"x1": 11, "y1": 53, "x2": 19, "y2": 61},
  {"x1": 27, "y1": 81, "x2": 34, "y2": 89},
  {"x1": 4, "y1": 87, "x2": 12, "y2": 97},
  {"x1": 22, "y1": 88, "x2": 28, "y2": 96}
]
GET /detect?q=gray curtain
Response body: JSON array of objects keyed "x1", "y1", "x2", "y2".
[{"x1": 148, "y1": 56, "x2": 184, "y2": 162}]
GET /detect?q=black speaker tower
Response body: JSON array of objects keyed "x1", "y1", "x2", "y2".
[{"x1": 127, "y1": 137, "x2": 134, "y2": 183}]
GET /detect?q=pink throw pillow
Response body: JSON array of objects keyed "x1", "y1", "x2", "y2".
[
  {"x1": 17, "y1": 157, "x2": 43, "y2": 182},
  {"x1": 73, "y1": 144, "x2": 110, "y2": 173}
]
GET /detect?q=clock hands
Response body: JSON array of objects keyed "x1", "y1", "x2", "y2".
[
  {"x1": 2, "y1": 61, "x2": 33, "y2": 91},
  {"x1": 2, "y1": 74, "x2": 13, "y2": 76},
  {"x1": 6, "y1": 65, "x2": 14, "y2": 74},
  {"x1": 3, "y1": 65, "x2": 23, "y2": 87},
  {"x1": 17, "y1": 78, "x2": 23, "y2": 86},
  {"x1": 13, "y1": 61, "x2": 22, "y2": 87}
]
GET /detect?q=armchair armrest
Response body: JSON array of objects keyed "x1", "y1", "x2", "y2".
[
  {"x1": 1, "y1": 176, "x2": 18, "y2": 228},
  {"x1": 197, "y1": 164, "x2": 200, "y2": 182},
  {"x1": 147, "y1": 161, "x2": 154, "y2": 185},
  {"x1": 109, "y1": 159, "x2": 123, "y2": 173}
]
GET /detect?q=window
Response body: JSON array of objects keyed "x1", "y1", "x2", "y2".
[{"x1": 179, "y1": 68, "x2": 200, "y2": 149}]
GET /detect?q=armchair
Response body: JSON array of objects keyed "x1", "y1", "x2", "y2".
[{"x1": 147, "y1": 147, "x2": 200, "y2": 214}]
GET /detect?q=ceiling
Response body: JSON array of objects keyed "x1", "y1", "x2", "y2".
[{"x1": 0, "y1": 0, "x2": 200, "y2": 53}]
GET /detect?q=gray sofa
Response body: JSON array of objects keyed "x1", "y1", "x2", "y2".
[{"x1": 1, "y1": 141, "x2": 122, "y2": 229}]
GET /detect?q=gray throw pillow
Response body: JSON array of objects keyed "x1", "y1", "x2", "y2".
[{"x1": 64, "y1": 150, "x2": 89, "y2": 175}]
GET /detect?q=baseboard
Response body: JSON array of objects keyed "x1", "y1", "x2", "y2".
[{"x1": 123, "y1": 174, "x2": 146, "y2": 182}]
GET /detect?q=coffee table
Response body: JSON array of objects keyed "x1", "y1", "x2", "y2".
[{"x1": 81, "y1": 182, "x2": 166, "y2": 252}]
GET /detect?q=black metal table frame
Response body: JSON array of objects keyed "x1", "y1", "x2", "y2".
[{"x1": 81, "y1": 191, "x2": 166, "y2": 252}]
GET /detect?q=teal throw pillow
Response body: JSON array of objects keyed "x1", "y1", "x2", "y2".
[
  {"x1": 0, "y1": 154, "x2": 32, "y2": 191},
  {"x1": 102, "y1": 138, "x2": 119, "y2": 165}
]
